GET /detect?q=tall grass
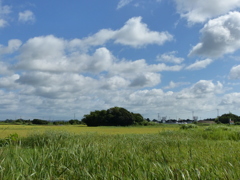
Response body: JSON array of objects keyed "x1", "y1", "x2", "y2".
[{"x1": 0, "y1": 125, "x2": 240, "y2": 179}]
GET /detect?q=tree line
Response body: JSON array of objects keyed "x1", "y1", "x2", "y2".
[
  {"x1": 3, "y1": 119, "x2": 83, "y2": 125},
  {"x1": 2, "y1": 108, "x2": 240, "y2": 126}
]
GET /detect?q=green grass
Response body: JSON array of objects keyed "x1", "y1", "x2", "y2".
[
  {"x1": 0, "y1": 124, "x2": 240, "y2": 179},
  {"x1": 0, "y1": 124, "x2": 178, "y2": 138}
]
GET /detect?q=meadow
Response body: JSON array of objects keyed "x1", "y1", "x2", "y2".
[
  {"x1": 0, "y1": 124, "x2": 178, "y2": 138},
  {"x1": 0, "y1": 124, "x2": 240, "y2": 179}
]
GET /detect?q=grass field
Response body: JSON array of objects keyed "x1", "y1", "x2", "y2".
[
  {"x1": 1, "y1": 124, "x2": 240, "y2": 179},
  {"x1": 0, "y1": 124, "x2": 178, "y2": 138}
]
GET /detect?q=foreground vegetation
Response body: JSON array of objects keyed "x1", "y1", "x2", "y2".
[{"x1": 0, "y1": 124, "x2": 240, "y2": 179}]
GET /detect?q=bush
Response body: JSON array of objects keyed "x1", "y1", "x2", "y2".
[
  {"x1": 32, "y1": 119, "x2": 49, "y2": 125},
  {"x1": 180, "y1": 124, "x2": 197, "y2": 130}
]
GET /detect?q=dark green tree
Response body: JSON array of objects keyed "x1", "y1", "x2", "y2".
[
  {"x1": 82, "y1": 107, "x2": 144, "y2": 126},
  {"x1": 217, "y1": 113, "x2": 240, "y2": 124},
  {"x1": 68, "y1": 119, "x2": 81, "y2": 125},
  {"x1": 32, "y1": 119, "x2": 49, "y2": 125}
]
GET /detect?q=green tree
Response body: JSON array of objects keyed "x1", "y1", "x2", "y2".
[
  {"x1": 217, "y1": 113, "x2": 240, "y2": 124},
  {"x1": 82, "y1": 107, "x2": 144, "y2": 126},
  {"x1": 32, "y1": 119, "x2": 49, "y2": 125}
]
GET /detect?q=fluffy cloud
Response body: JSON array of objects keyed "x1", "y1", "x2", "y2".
[
  {"x1": 0, "y1": 39, "x2": 22, "y2": 54},
  {"x1": 177, "y1": 80, "x2": 223, "y2": 99},
  {"x1": 74, "y1": 17, "x2": 173, "y2": 49},
  {"x1": 220, "y1": 93, "x2": 240, "y2": 106},
  {"x1": 0, "y1": 62, "x2": 11, "y2": 75},
  {"x1": 186, "y1": 59, "x2": 213, "y2": 70},
  {"x1": 174, "y1": 0, "x2": 240, "y2": 23},
  {"x1": 101, "y1": 76, "x2": 130, "y2": 90},
  {"x1": 130, "y1": 72, "x2": 161, "y2": 87},
  {"x1": 0, "y1": 74, "x2": 19, "y2": 90},
  {"x1": 16, "y1": 72, "x2": 98, "y2": 99},
  {"x1": 20, "y1": 35, "x2": 65, "y2": 60},
  {"x1": 157, "y1": 51, "x2": 184, "y2": 64},
  {"x1": 122, "y1": 80, "x2": 223, "y2": 118},
  {"x1": 18, "y1": 10, "x2": 35, "y2": 23},
  {"x1": 113, "y1": 17, "x2": 172, "y2": 47},
  {"x1": 189, "y1": 12, "x2": 240, "y2": 58},
  {"x1": 15, "y1": 35, "x2": 181, "y2": 91},
  {"x1": 16, "y1": 35, "x2": 115, "y2": 73},
  {"x1": 0, "y1": 90, "x2": 19, "y2": 110},
  {"x1": 229, "y1": 65, "x2": 240, "y2": 79}
]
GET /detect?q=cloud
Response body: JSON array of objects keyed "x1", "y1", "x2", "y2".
[
  {"x1": 0, "y1": 74, "x2": 20, "y2": 90},
  {"x1": 177, "y1": 80, "x2": 223, "y2": 99},
  {"x1": 16, "y1": 72, "x2": 98, "y2": 99},
  {"x1": 124, "y1": 80, "x2": 223, "y2": 117},
  {"x1": 0, "y1": 90, "x2": 19, "y2": 111},
  {"x1": 186, "y1": 58, "x2": 213, "y2": 70},
  {"x1": 75, "y1": 17, "x2": 173, "y2": 49},
  {"x1": 229, "y1": 65, "x2": 240, "y2": 79},
  {"x1": 163, "y1": 81, "x2": 190, "y2": 89},
  {"x1": 20, "y1": 35, "x2": 65, "y2": 60},
  {"x1": 220, "y1": 93, "x2": 240, "y2": 106},
  {"x1": 157, "y1": 51, "x2": 184, "y2": 64},
  {"x1": 0, "y1": 19, "x2": 7, "y2": 27},
  {"x1": 130, "y1": 72, "x2": 161, "y2": 87},
  {"x1": 0, "y1": 62, "x2": 12, "y2": 75},
  {"x1": 101, "y1": 76, "x2": 130, "y2": 90},
  {"x1": 18, "y1": 10, "x2": 35, "y2": 23},
  {"x1": 113, "y1": 17, "x2": 173, "y2": 47},
  {"x1": 0, "y1": 1, "x2": 11, "y2": 28},
  {"x1": 16, "y1": 34, "x2": 179, "y2": 79},
  {"x1": 16, "y1": 35, "x2": 115, "y2": 73},
  {"x1": 117, "y1": 0, "x2": 133, "y2": 9},
  {"x1": 0, "y1": 35, "x2": 229, "y2": 120},
  {"x1": 189, "y1": 12, "x2": 240, "y2": 58},
  {"x1": 0, "y1": 39, "x2": 22, "y2": 54},
  {"x1": 174, "y1": 0, "x2": 240, "y2": 23}
]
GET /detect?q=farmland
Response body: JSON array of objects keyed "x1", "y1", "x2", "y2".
[
  {"x1": 0, "y1": 124, "x2": 178, "y2": 138},
  {"x1": 1, "y1": 124, "x2": 240, "y2": 179}
]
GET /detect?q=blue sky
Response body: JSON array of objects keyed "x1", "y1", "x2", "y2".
[{"x1": 1, "y1": 0, "x2": 240, "y2": 120}]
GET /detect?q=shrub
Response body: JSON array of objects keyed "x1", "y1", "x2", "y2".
[
  {"x1": 180, "y1": 124, "x2": 197, "y2": 130},
  {"x1": 32, "y1": 119, "x2": 49, "y2": 125}
]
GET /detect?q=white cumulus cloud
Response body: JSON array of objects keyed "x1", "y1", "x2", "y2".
[
  {"x1": 189, "y1": 11, "x2": 240, "y2": 58},
  {"x1": 229, "y1": 65, "x2": 240, "y2": 79},
  {"x1": 0, "y1": 39, "x2": 22, "y2": 54},
  {"x1": 177, "y1": 80, "x2": 223, "y2": 99},
  {"x1": 114, "y1": 17, "x2": 173, "y2": 47},
  {"x1": 75, "y1": 17, "x2": 173, "y2": 49},
  {"x1": 174, "y1": 0, "x2": 240, "y2": 23}
]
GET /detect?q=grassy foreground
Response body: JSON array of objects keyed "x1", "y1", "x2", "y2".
[{"x1": 0, "y1": 124, "x2": 240, "y2": 179}]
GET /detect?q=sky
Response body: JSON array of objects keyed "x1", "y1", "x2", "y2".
[{"x1": 1, "y1": 0, "x2": 240, "y2": 121}]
